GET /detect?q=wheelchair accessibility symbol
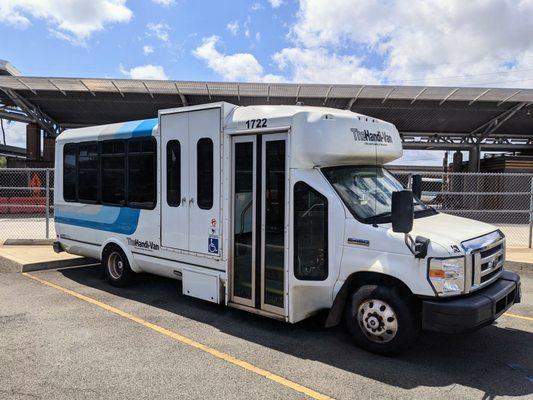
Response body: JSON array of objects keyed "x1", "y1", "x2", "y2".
[{"x1": 208, "y1": 237, "x2": 219, "y2": 254}]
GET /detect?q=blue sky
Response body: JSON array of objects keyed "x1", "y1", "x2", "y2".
[
  {"x1": 1, "y1": 0, "x2": 301, "y2": 81},
  {"x1": 1, "y1": 0, "x2": 533, "y2": 164}
]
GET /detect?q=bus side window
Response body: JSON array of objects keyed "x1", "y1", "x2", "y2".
[
  {"x1": 101, "y1": 140, "x2": 125, "y2": 205},
  {"x1": 77, "y1": 141, "x2": 98, "y2": 203},
  {"x1": 127, "y1": 138, "x2": 157, "y2": 209},
  {"x1": 294, "y1": 182, "x2": 328, "y2": 281},
  {"x1": 63, "y1": 143, "x2": 77, "y2": 202},
  {"x1": 167, "y1": 140, "x2": 181, "y2": 207},
  {"x1": 197, "y1": 138, "x2": 213, "y2": 210}
]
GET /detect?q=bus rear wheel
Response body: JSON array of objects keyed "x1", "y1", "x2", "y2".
[
  {"x1": 345, "y1": 284, "x2": 419, "y2": 355},
  {"x1": 103, "y1": 246, "x2": 135, "y2": 287}
]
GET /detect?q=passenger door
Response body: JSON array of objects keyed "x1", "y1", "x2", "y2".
[
  {"x1": 230, "y1": 133, "x2": 288, "y2": 317},
  {"x1": 188, "y1": 108, "x2": 221, "y2": 255},
  {"x1": 161, "y1": 111, "x2": 189, "y2": 250},
  {"x1": 160, "y1": 107, "x2": 221, "y2": 256}
]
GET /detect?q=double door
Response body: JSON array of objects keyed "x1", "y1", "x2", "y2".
[
  {"x1": 231, "y1": 133, "x2": 288, "y2": 316},
  {"x1": 161, "y1": 108, "x2": 221, "y2": 256}
]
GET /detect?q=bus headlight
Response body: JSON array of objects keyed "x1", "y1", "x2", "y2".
[{"x1": 428, "y1": 257, "x2": 465, "y2": 296}]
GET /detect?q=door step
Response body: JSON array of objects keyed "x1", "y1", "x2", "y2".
[{"x1": 227, "y1": 302, "x2": 286, "y2": 321}]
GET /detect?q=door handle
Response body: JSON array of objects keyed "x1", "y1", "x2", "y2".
[
  {"x1": 189, "y1": 197, "x2": 194, "y2": 205},
  {"x1": 181, "y1": 197, "x2": 187, "y2": 205}
]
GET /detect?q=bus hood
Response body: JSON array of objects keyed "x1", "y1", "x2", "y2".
[{"x1": 409, "y1": 212, "x2": 498, "y2": 254}]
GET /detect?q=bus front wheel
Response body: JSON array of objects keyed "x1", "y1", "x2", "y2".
[{"x1": 345, "y1": 284, "x2": 419, "y2": 355}]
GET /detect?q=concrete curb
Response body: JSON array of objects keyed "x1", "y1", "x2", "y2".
[
  {"x1": 0, "y1": 252, "x2": 96, "y2": 273},
  {"x1": 3, "y1": 239, "x2": 55, "y2": 246}
]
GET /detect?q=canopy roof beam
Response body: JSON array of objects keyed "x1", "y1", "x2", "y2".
[{"x1": 0, "y1": 88, "x2": 62, "y2": 136}]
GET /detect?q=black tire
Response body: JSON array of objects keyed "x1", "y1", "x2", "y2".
[
  {"x1": 345, "y1": 284, "x2": 419, "y2": 355},
  {"x1": 102, "y1": 245, "x2": 135, "y2": 287}
]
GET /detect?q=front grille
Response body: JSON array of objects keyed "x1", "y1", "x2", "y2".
[
  {"x1": 462, "y1": 230, "x2": 505, "y2": 293},
  {"x1": 480, "y1": 244, "x2": 503, "y2": 263},
  {"x1": 481, "y1": 266, "x2": 502, "y2": 283}
]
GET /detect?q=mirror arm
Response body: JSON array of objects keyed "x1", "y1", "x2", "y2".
[{"x1": 404, "y1": 234, "x2": 430, "y2": 259}]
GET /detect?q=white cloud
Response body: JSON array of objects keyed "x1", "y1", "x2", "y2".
[
  {"x1": 291, "y1": 0, "x2": 533, "y2": 87},
  {"x1": 147, "y1": 22, "x2": 170, "y2": 42},
  {"x1": 193, "y1": 36, "x2": 283, "y2": 82},
  {"x1": 143, "y1": 45, "x2": 154, "y2": 55},
  {"x1": 0, "y1": 120, "x2": 26, "y2": 148},
  {"x1": 0, "y1": 0, "x2": 132, "y2": 43},
  {"x1": 273, "y1": 47, "x2": 381, "y2": 84},
  {"x1": 226, "y1": 20, "x2": 239, "y2": 36},
  {"x1": 268, "y1": 0, "x2": 284, "y2": 8},
  {"x1": 152, "y1": 0, "x2": 175, "y2": 6},
  {"x1": 120, "y1": 64, "x2": 169, "y2": 80},
  {"x1": 255, "y1": 32, "x2": 261, "y2": 42},
  {"x1": 250, "y1": 2, "x2": 263, "y2": 11}
]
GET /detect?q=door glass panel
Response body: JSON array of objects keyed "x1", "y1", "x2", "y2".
[
  {"x1": 166, "y1": 140, "x2": 181, "y2": 206},
  {"x1": 264, "y1": 140, "x2": 285, "y2": 308},
  {"x1": 233, "y1": 142, "x2": 254, "y2": 300},
  {"x1": 197, "y1": 138, "x2": 213, "y2": 210}
]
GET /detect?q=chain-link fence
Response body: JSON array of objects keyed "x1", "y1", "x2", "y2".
[
  {"x1": 392, "y1": 171, "x2": 532, "y2": 248},
  {"x1": 0, "y1": 168, "x2": 531, "y2": 247},
  {"x1": 0, "y1": 168, "x2": 55, "y2": 242}
]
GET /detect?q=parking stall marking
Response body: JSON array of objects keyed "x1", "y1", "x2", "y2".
[
  {"x1": 504, "y1": 312, "x2": 533, "y2": 322},
  {"x1": 21, "y1": 272, "x2": 334, "y2": 400}
]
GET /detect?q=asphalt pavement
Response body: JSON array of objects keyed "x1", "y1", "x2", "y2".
[{"x1": 1, "y1": 264, "x2": 532, "y2": 400}]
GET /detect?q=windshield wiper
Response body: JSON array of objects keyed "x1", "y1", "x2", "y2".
[{"x1": 363, "y1": 211, "x2": 392, "y2": 223}]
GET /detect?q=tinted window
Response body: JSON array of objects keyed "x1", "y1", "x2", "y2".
[
  {"x1": 264, "y1": 140, "x2": 285, "y2": 308},
  {"x1": 167, "y1": 140, "x2": 181, "y2": 207},
  {"x1": 294, "y1": 182, "x2": 328, "y2": 280},
  {"x1": 77, "y1": 142, "x2": 98, "y2": 202},
  {"x1": 197, "y1": 138, "x2": 213, "y2": 210},
  {"x1": 128, "y1": 138, "x2": 156, "y2": 209},
  {"x1": 101, "y1": 140, "x2": 125, "y2": 205},
  {"x1": 63, "y1": 143, "x2": 77, "y2": 201}
]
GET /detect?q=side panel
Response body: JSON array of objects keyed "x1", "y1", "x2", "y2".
[
  {"x1": 160, "y1": 112, "x2": 189, "y2": 250},
  {"x1": 188, "y1": 108, "x2": 222, "y2": 256},
  {"x1": 288, "y1": 168, "x2": 346, "y2": 323}
]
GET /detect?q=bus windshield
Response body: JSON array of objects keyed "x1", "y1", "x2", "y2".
[{"x1": 322, "y1": 165, "x2": 435, "y2": 224}]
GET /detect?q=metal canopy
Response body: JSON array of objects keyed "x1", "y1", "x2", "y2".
[{"x1": 0, "y1": 75, "x2": 532, "y2": 151}]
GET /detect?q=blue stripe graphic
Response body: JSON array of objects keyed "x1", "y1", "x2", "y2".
[
  {"x1": 112, "y1": 118, "x2": 157, "y2": 139},
  {"x1": 55, "y1": 207, "x2": 140, "y2": 235}
]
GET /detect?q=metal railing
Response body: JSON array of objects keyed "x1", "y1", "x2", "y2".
[{"x1": 0, "y1": 168, "x2": 532, "y2": 247}]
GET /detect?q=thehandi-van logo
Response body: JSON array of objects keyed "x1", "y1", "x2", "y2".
[
  {"x1": 127, "y1": 237, "x2": 160, "y2": 251},
  {"x1": 351, "y1": 128, "x2": 393, "y2": 145}
]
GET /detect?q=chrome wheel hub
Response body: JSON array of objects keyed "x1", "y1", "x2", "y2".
[
  {"x1": 108, "y1": 252, "x2": 124, "y2": 280},
  {"x1": 357, "y1": 299, "x2": 398, "y2": 343}
]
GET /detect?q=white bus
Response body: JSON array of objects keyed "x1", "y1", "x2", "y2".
[{"x1": 54, "y1": 102, "x2": 521, "y2": 354}]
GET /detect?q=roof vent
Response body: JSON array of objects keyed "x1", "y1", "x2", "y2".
[{"x1": 322, "y1": 114, "x2": 335, "y2": 120}]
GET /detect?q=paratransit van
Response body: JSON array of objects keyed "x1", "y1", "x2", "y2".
[{"x1": 54, "y1": 102, "x2": 521, "y2": 354}]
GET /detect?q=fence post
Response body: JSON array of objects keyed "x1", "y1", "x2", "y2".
[
  {"x1": 45, "y1": 169, "x2": 50, "y2": 240},
  {"x1": 529, "y1": 176, "x2": 533, "y2": 249}
]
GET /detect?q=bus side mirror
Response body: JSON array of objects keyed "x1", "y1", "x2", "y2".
[
  {"x1": 411, "y1": 174, "x2": 422, "y2": 199},
  {"x1": 392, "y1": 190, "x2": 413, "y2": 233}
]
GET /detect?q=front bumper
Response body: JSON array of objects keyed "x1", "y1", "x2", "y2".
[{"x1": 422, "y1": 271, "x2": 521, "y2": 333}]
